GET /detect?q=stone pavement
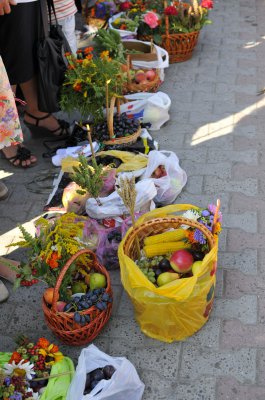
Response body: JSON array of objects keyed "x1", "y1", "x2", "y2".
[{"x1": 0, "y1": 0, "x2": 264, "y2": 398}]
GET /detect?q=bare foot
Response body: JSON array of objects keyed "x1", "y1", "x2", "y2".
[{"x1": 2, "y1": 145, "x2": 37, "y2": 167}]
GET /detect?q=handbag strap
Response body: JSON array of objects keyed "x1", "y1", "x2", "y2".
[{"x1": 39, "y1": 0, "x2": 49, "y2": 38}]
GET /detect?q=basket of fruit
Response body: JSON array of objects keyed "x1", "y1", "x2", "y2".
[
  {"x1": 118, "y1": 203, "x2": 222, "y2": 342},
  {"x1": 42, "y1": 249, "x2": 113, "y2": 345},
  {"x1": 122, "y1": 56, "x2": 161, "y2": 94},
  {"x1": 92, "y1": 95, "x2": 141, "y2": 145}
]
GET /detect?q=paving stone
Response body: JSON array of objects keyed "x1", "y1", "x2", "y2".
[
  {"x1": 176, "y1": 148, "x2": 208, "y2": 162},
  {"x1": 140, "y1": 370, "x2": 177, "y2": 400},
  {"x1": 222, "y1": 212, "x2": 257, "y2": 233},
  {"x1": 215, "y1": 268, "x2": 224, "y2": 298},
  {"x1": 176, "y1": 193, "x2": 230, "y2": 214},
  {"x1": 204, "y1": 177, "x2": 258, "y2": 196},
  {"x1": 182, "y1": 161, "x2": 231, "y2": 179},
  {"x1": 218, "y1": 249, "x2": 258, "y2": 274},
  {"x1": 180, "y1": 345, "x2": 256, "y2": 383},
  {"x1": 216, "y1": 377, "x2": 265, "y2": 400},
  {"x1": 221, "y1": 319, "x2": 265, "y2": 349},
  {"x1": 212, "y1": 295, "x2": 257, "y2": 324},
  {"x1": 232, "y1": 125, "x2": 256, "y2": 138},
  {"x1": 208, "y1": 149, "x2": 258, "y2": 165},
  {"x1": 185, "y1": 176, "x2": 204, "y2": 195},
  {"x1": 110, "y1": 339, "x2": 181, "y2": 381},
  {"x1": 116, "y1": 289, "x2": 135, "y2": 318},
  {"x1": 174, "y1": 377, "x2": 216, "y2": 400},
  {"x1": 186, "y1": 317, "x2": 221, "y2": 349},
  {"x1": 101, "y1": 316, "x2": 145, "y2": 346},
  {"x1": 227, "y1": 230, "x2": 265, "y2": 251},
  {"x1": 224, "y1": 269, "x2": 265, "y2": 298}
]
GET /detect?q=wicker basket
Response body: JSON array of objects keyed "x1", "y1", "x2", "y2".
[
  {"x1": 103, "y1": 95, "x2": 141, "y2": 145},
  {"x1": 42, "y1": 249, "x2": 112, "y2": 346},
  {"x1": 122, "y1": 55, "x2": 161, "y2": 94},
  {"x1": 138, "y1": 1, "x2": 200, "y2": 63},
  {"x1": 123, "y1": 216, "x2": 215, "y2": 260}
]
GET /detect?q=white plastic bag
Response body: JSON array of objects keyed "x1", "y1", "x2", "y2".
[
  {"x1": 66, "y1": 344, "x2": 145, "y2": 400},
  {"x1": 86, "y1": 179, "x2": 157, "y2": 219},
  {"x1": 142, "y1": 150, "x2": 187, "y2": 205},
  {"x1": 108, "y1": 13, "x2": 137, "y2": 39},
  {"x1": 120, "y1": 92, "x2": 171, "y2": 130}
]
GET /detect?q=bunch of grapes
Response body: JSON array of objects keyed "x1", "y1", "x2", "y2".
[
  {"x1": 136, "y1": 256, "x2": 172, "y2": 284},
  {"x1": 92, "y1": 113, "x2": 140, "y2": 142},
  {"x1": 63, "y1": 288, "x2": 113, "y2": 326}
]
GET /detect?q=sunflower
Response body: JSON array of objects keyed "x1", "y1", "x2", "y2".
[{"x1": 39, "y1": 344, "x2": 64, "y2": 365}]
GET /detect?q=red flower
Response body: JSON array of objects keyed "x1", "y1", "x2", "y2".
[
  {"x1": 164, "y1": 5, "x2": 178, "y2": 15},
  {"x1": 201, "y1": 0, "x2": 213, "y2": 9},
  {"x1": 120, "y1": 1, "x2": 131, "y2": 11}
]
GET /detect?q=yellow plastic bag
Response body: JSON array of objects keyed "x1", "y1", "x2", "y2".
[
  {"x1": 118, "y1": 204, "x2": 218, "y2": 342},
  {"x1": 96, "y1": 150, "x2": 148, "y2": 172}
]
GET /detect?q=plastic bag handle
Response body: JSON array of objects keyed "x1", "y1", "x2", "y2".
[{"x1": 51, "y1": 249, "x2": 96, "y2": 311}]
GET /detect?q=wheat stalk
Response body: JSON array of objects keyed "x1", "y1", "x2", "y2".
[{"x1": 117, "y1": 176, "x2": 141, "y2": 257}]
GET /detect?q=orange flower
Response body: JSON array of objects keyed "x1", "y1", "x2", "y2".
[
  {"x1": 85, "y1": 54, "x2": 93, "y2": 61},
  {"x1": 120, "y1": 24, "x2": 127, "y2": 30},
  {"x1": 76, "y1": 59, "x2": 83, "y2": 64},
  {"x1": 90, "y1": 8, "x2": 95, "y2": 17},
  {"x1": 37, "y1": 337, "x2": 50, "y2": 349},
  {"x1": 50, "y1": 344, "x2": 59, "y2": 353},
  {"x1": 186, "y1": 230, "x2": 196, "y2": 244},
  {"x1": 68, "y1": 65, "x2": 75, "y2": 70},
  {"x1": 76, "y1": 49, "x2": 83, "y2": 54},
  {"x1": 73, "y1": 82, "x2": 82, "y2": 92},
  {"x1": 48, "y1": 252, "x2": 61, "y2": 269},
  {"x1": 84, "y1": 46, "x2": 93, "y2": 54},
  {"x1": 64, "y1": 52, "x2": 71, "y2": 57},
  {"x1": 9, "y1": 351, "x2": 22, "y2": 364}
]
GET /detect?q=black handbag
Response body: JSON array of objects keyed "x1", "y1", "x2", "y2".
[{"x1": 37, "y1": 0, "x2": 72, "y2": 113}]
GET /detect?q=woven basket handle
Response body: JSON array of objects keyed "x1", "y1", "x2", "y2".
[
  {"x1": 107, "y1": 95, "x2": 127, "y2": 139},
  {"x1": 126, "y1": 55, "x2": 133, "y2": 84},
  {"x1": 164, "y1": 0, "x2": 170, "y2": 39},
  {"x1": 51, "y1": 249, "x2": 96, "y2": 311}
]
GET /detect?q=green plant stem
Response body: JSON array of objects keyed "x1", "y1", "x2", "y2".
[{"x1": 31, "y1": 371, "x2": 74, "y2": 381}]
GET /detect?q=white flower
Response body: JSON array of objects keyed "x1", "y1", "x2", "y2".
[
  {"x1": 181, "y1": 209, "x2": 201, "y2": 229},
  {"x1": 51, "y1": 245, "x2": 58, "y2": 251},
  {"x1": 4, "y1": 359, "x2": 35, "y2": 380}
]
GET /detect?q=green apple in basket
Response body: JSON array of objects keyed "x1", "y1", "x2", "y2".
[{"x1": 89, "y1": 273, "x2": 107, "y2": 290}]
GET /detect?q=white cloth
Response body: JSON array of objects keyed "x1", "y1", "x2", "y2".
[
  {"x1": 59, "y1": 14, "x2": 77, "y2": 54},
  {"x1": 16, "y1": 0, "x2": 37, "y2": 3}
]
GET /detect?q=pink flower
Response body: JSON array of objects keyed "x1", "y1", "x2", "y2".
[
  {"x1": 143, "y1": 12, "x2": 159, "y2": 29},
  {"x1": 201, "y1": 0, "x2": 213, "y2": 9},
  {"x1": 164, "y1": 5, "x2": 178, "y2": 16}
]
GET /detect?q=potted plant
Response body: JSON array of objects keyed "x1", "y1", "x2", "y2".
[{"x1": 137, "y1": 0, "x2": 214, "y2": 63}]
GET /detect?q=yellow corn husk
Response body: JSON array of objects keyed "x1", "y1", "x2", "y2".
[
  {"x1": 143, "y1": 241, "x2": 191, "y2": 258},
  {"x1": 144, "y1": 229, "x2": 186, "y2": 247}
]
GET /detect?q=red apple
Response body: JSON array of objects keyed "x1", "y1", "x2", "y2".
[
  {"x1": 56, "y1": 301, "x2": 67, "y2": 312},
  {"x1": 170, "y1": 250, "x2": 194, "y2": 273},
  {"x1": 146, "y1": 70, "x2": 156, "y2": 81},
  {"x1": 135, "y1": 72, "x2": 147, "y2": 83}
]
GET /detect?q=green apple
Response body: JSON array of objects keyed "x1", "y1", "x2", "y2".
[
  {"x1": 191, "y1": 261, "x2": 203, "y2": 276},
  {"x1": 89, "y1": 273, "x2": 107, "y2": 290},
  {"x1": 157, "y1": 272, "x2": 180, "y2": 287}
]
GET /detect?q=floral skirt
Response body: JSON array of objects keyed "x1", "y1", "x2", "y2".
[{"x1": 0, "y1": 56, "x2": 23, "y2": 150}]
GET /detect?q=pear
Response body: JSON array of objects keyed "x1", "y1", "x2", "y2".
[
  {"x1": 191, "y1": 261, "x2": 203, "y2": 276},
  {"x1": 157, "y1": 272, "x2": 180, "y2": 287}
]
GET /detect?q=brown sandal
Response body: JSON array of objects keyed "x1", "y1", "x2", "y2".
[{"x1": 24, "y1": 111, "x2": 70, "y2": 138}]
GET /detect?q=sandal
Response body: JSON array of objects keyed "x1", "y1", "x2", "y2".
[
  {"x1": 1, "y1": 144, "x2": 37, "y2": 168},
  {"x1": 24, "y1": 111, "x2": 70, "y2": 138}
]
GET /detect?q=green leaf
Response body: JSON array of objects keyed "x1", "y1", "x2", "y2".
[
  {"x1": 153, "y1": 33, "x2": 162, "y2": 45},
  {"x1": 13, "y1": 278, "x2": 21, "y2": 290}
]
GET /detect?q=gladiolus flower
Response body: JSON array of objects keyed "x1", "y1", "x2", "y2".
[
  {"x1": 143, "y1": 12, "x2": 159, "y2": 29},
  {"x1": 201, "y1": 0, "x2": 213, "y2": 9},
  {"x1": 164, "y1": 5, "x2": 178, "y2": 15}
]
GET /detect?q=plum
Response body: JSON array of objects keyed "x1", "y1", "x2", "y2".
[
  {"x1": 103, "y1": 365, "x2": 116, "y2": 379},
  {"x1": 90, "y1": 368, "x2": 105, "y2": 382}
]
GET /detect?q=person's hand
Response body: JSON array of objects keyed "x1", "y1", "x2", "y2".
[{"x1": 0, "y1": 0, "x2": 17, "y2": 16}]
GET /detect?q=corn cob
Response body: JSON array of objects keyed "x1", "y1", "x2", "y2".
[
  {"x1": 144, "y1": 229, "x2": 186, "y2": 247},
  {"x1": 143, "y1": 241, "x2": 191, "y2": 258}
]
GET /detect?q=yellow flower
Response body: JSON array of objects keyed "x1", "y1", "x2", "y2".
[
  {"x1": 100, "y1": 50, "x2": 112, "y2": 62},
  {"x1": 39, "y1": 344, "x2": 64, "y2": 365},
  {"x1": 214, "y1": 222, "x2": 222, "y2": 234}
]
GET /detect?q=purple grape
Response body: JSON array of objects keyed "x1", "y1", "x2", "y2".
[{"x1": 90, "y1": 368, "x2": 105, "y2": 381}]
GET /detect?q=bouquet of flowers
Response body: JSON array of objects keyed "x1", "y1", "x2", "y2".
[
  {"x1": 8, "y1": 213, "x2": 96, "y2": 298},
  {"x1": 137, "y1": 0, "x2": 213, "y2": 44},
  {"x1": 60, "y1": 47, "x2": 123, "y2": 121},
  {"x1": 182, "y1": 203, "x2": 222, "y2": 251},
  {"x1": 0, "y1": 336, "x2": 64, "y2": 400}
]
